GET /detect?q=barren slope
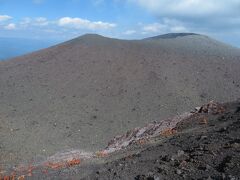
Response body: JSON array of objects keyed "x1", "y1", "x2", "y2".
[
  {"x1": 85, "y1": 101, "x2": 240, "y2": 180},
  {"x1": 2, "y1": 101, "x2": 239, "y2": 179},
  {"x1": 0, "y1": 33, "x2": 239, "y2": 166}
]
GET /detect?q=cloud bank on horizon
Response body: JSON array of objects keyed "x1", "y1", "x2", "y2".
[{"x1": 0, "y1": 0, "x2": 239, "y2": 47}]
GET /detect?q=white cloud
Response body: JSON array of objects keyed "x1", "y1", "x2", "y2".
[
  {"x1": 34, "y1": 17, "x2": 49, "y2": 26},
  {"x1": 19, "y1": 17, "x2": 31, "y2": 29},
  {"x1": 4, "y1": 23, "x2": 16, "y2": 30},
  {"x1": 130, "y1": 0, "x2": 240, "y2": 18},
  {"x1": 142, "y1": 18, "x2": 188, "y2": 34},
  {"x1": 19, "y1": 17, "x2": 49, "y2": 27},
  {"x1": 0, "y1": 15, "x2": 12, "y2": 22},
  {"x1": 170, "y1": 26, "x2": 188, "y2": 32},
  {"x1": 20, "y1": 17, "x2": 31, "y2": 24},
  {"x1": 143, "y1": 23, "x2": 166, "y2": 33},
  {"x1": 123, "y1": 30, "x2": 136, "y2": 35},
  {"x1": 58, "y1": 17, "x2": 116, "y2": 30},
  {"x1": 129, "y1": 0, "x2": 240, "y2": 46}
]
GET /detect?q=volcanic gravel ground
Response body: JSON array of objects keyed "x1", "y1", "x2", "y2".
[
  {"x1": 84, "y1": 101, "x2": 240, "y2": 180},
  {"x1": 15, "y1": 101, "x2": 240, "y2": 179}
]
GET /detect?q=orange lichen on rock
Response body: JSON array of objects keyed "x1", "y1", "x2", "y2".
[
  {"x1": 44, "y1": 161, "x2": 65, "y2": 170},
  {"x1": 66, "y1": 159, "x2": 81, "y2": 167},
  {"x1": 17, "y1": 175, "x2": 25, "y2": 180},
  {"x1": 0, "y1": 173, "x2": 18, "y2": 180},
  {"x1": 44, "y1": 158, "x2": 81, "y2": 170},
  {"x1": 160, "y1": 128, "x2": 177, "y2": 136}
]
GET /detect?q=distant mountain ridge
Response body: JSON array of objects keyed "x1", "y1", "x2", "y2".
[
  {"x1": 1, "y1": 33, "x2": 238, "y2": 61},
  {"x1": 144, "y1": 33, "x2": 200, "y2": 40}
]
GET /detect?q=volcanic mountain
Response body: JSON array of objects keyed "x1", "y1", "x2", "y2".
[{"x1": 0, "y1": 33, "x2": 239, "y2": 166}]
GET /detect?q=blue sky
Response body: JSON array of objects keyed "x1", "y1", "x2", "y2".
[{"x1": 0, "y1": 0, "x2": 240, "y2": 47}]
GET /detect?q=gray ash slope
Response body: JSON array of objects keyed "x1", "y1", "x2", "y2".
[
  {"x1": 0, "y1": 33, "x2": 240, "y2": 165},
  {"x1": 32, "y1": 101, "x2": 240, "y2": 180},
  {"x1": 84, "y1": 101, "x2": 240, "y2": 180}
]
